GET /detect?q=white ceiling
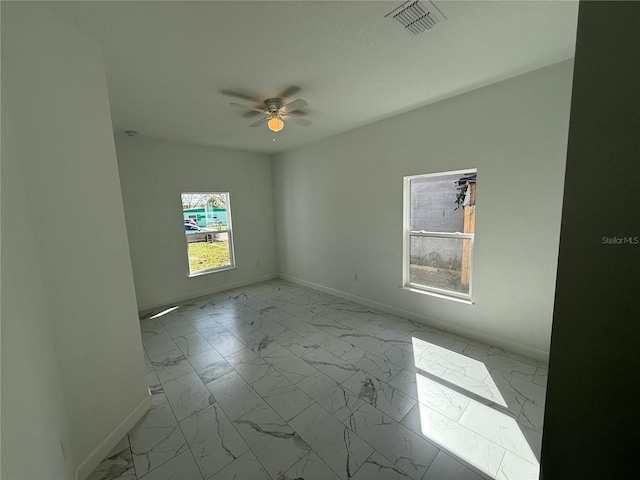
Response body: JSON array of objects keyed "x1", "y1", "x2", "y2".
[{"x1": 51, "y1": 0, "x2": 578, "y2": 155}]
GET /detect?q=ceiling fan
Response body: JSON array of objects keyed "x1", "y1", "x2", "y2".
[{"x1": 222, "y1": 86, "x2": 312, "y2": 133}]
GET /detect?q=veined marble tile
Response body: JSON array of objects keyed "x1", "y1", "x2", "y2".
[
  {"x1": 439, "y1": 369, "x2": 510, "y2": 410},
  {"x1": 345, "y1": 402, "x2": 438, "y2": 480},
  {"x1": 159, "y1": 313, "x2": 192, "y2": 328},
  {"x1": 207, "y1": 332, "x2": 246, "y2": 357},
  {"x1": 273, "y1": 330, "x2": 320, "y2": 356},
  {"x1": 268, "y1": 350, "x2": 317, "y2": 383},
  {"x1": 189, "y1": 315, "x2": 225, "y2": 331},
  {"x1": 337, "y1": 331, "x2": 392, "y2": 356},
  {"x1": 307, "y1": 330, "x2": 355, "y2": 357},
  {"x1": 342, "y1": 371, "x2": 416, "y2": 422},
  {"x1": 129, "y1": 394, "x2": 188, "y2": 478},
  {"x1": 208, "y1": 450, "x2": 270, "y2": 480},
  {"x1": 459, "y1": 401, "x2": 538, "y2": 465},
  {"x1": 298, "y1": 370, "x2": 365, "y2": 422},
  {"x1": 140, "y1": 319, "x2": 167, "y2": 340},
  {"x1": 163, "y1": 371, "x2": 215, "y2": 421},
  {"x1": 379, "y1": 345, "x2": 421, "y2": 373},
  {"x1": 187, "y1": 349, "x2": 233, "y2": 384},
  {"x1": 251, "y1": 317, "x2": 288, "y2": 337},
  {"x1": 375, "y1": 329, "x2": 415, "y2": 351},
  {"x1": 221, "y1": 320, "x2": 256, "y2": 338},
  {"x1": 164, "y1": 322, "x2": 196, "y2": 337},
  {"x1": 226, "y1": 348, "x2": 273, "y2": 384},
  {"x1": 533, "y1": 367, "x2": 548, "y2": 387},
  {"x1": 139, "y1": 450, "x2": 203, "y2": 480},
  {"x1": 401, "y1": 403, "x2": 505, "y2": 479},
  {"x1": 518, "y1": 400, "x2": 545, "y2": 433},
  {"x1": 463, "y1": 345, "x2": 537, "y2": 380},
  {"x1": 144, "y1": 333, "x2": 182, "y2": 362},
  {"x1": 353, "y1": 350, "x2": 404, "y2": 382},
  {"x1": 179, "y1": 403, "x2": 249, "y2": 479},
  {"x1": 234, "y1": 403, "x2": 311, "y2": 478},
  {"x1": 174, "y1": 331, "x2": 213, "y2": 358},
  {"x1": 411, "y1": 330, "x2": 468, "y2": 355},
  {"x1": 274, "y1": 315, "x2": 321, "y2": 336},
  {"x1": 239, "y1": 330, "x2": 280, "y2": 356},
  {"x1": 206, "y1": 370, "x2": 265, "y2": 420},
  {"x1": 345, "y1": 316, "x2": 388, "y2": 336},
  {"x1": 419, "y1": 344, "x2": 490, "y2": 382},
  {"x1": 422, "y1": 451, "x2": 485, "y2": 480},
  {"x1": 253, "y1": 372, "x2": 313, "y2": 421},
  {"x1": 414, "y1": 355, "x2": 449, "y2": 378},
  {"x1": 308, "y1": 316, "x2": 354, "y2": 337},
  {"x1": 488, "y1": 370, "x2": 546, "y2": 407},
  {"x1": 289, "y1": 403, "x2": 373, "y2": 480},
  {"x1": 414, "y1": 373, "x2": 471, "y2": 422},
  {"x1": 152, "y1": 354, "x2": 195, "y2": 384},
  {"x1": 143, "y1": 350, "x2": 154, "y2": 374},
  {"x1": 519, "y1": 424, "x2": 542, "y2": 461},
  {"x1": 302, "y1": 347, "x2": 360, "y2": 383},
  {"x1": 495, "y1": 451, "x2": 539, "y2": 480},
  {"x1": 147, "y1": 370, "x2": 163, "y2": 396},
  {"x1": 276, "y1": 450, "x2": 341, "y2": 480},
  {"x1": 388, "y1": 369, "x2": 419, "y2": 399},
  {"x1": 86, "y1": 447, "x2": 135, "y2": 480},
  {"x1": 181, "y1": 308, "x2": 215, "y2": 323},
  {"x1": 350, "y1": 451, "x2": 415, "y2": 480}
]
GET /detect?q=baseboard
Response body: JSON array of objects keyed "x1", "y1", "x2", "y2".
[
  {"x1": 137, "y1": 272, "x2": 279, "y2": 313},
  {"x1": 75, "y1": 393, "x2": 152, "y2": 480},
  {"x1": 279, "y1": 274, "x2": 550, "y2": 363}
]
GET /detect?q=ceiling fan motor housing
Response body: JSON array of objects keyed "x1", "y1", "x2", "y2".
[{"x1": 264, "y1": 98, "x2": 284, "y2": 113}]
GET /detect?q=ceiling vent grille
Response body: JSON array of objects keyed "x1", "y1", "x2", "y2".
[{"x1": 386, "y1": 0, "x2": 446, "y2": 35}]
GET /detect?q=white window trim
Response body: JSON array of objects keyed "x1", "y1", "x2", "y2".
[
  {"x1": 182, "y1": 191, "x2": 236, "y2": 278},
  {"x1": 402, "y1": 169, "x2": 476, "y2": 302}
]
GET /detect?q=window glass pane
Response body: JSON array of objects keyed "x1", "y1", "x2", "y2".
[
  {"x1": 409, "y1": 236, "x2": 471, "y2": 295},
  {"x1": 410, "y1": 173, "x2": 471, "y2": 233},
  {"x1": 181, "y1": 192, "x2": 234, "y2": 275}
]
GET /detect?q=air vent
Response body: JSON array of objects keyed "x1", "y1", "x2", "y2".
[{"x1": 386, "y1": 0, "x2": 446, "y2": 35}]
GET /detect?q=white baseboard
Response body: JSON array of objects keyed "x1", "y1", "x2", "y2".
[
  {"x1": 279, "y1": 273, "x2": 549, "y2": 363},
  {"x1": 137, "y1": 272, "x2": 279, "y2": 312},
  {"x1": 75, "y1": 393, "x2": 152, "y2": 480}
]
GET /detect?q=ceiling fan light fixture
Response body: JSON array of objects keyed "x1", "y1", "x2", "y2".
[{"x1": 267, "y1": 116, "x2": 284, "y2": 132}]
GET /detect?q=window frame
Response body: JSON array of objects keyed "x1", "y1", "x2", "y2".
[
  {"x1": 181, "y1": 191, "x2": 236, "y2": 277},
  {"x1": 402, "y1": 169, "x2": 476, "y2": 302}
]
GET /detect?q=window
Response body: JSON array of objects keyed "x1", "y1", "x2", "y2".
[
  {"x1": 403, "y1": 169, "x2": 476, "y2": 300},
  {"x1": 181, "y1": 192, "x2": 235, "y2": 276}
]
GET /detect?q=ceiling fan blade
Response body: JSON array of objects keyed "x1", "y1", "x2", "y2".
[
  {"x1": 277, "y1": 85, "x2": 301, "y2": 99},
  {"x1": 249, "y1": 117, "x2": 268, "y2": 127},
  {"x1": 229, "y1": 102, "x2": 265, "y2": 118},
  {"x1": 281, "y1": 98, "x2": 308, "y2": 114},
  {"x1": 221, "y1": 89, "x2": 262, "y2": 105},
  {"x1": 284, "y1": 109, "x2": 308, "y2": 117},
  {"x1": 282, "y1": 115, "x2": 312, "y2": 127}
]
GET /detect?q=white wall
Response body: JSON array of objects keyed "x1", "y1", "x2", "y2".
[
  {"x1": 116, "y1": 136, "x2": 278, "y2": 310},
  {"x1": 1, "y1": 3, "x2": 150, "y2": 478},
  {"x1": 1, "y1": 86, "x2": 73, "y2": 480},
  {"x1": 273, "y1": 61, "x2": 574, "y2": 360}
]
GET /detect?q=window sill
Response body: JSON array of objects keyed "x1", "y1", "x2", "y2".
[
  {"x1": 188, "y1": 265, "x2": 236, "y2": 278},
  {"x1": 400, "y1": 286, "x2": 474, "y2": 305}
]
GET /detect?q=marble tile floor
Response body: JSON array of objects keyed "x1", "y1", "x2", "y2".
[{"x1": 88, "y1": 279, "x2": 548, "y2": 480}]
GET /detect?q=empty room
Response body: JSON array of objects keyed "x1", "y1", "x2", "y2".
[{"x1": 2, "y1": 1, "x2": 637, "y2": 480}]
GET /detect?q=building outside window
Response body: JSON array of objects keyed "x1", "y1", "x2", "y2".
[
  {"x1": 181, "y1": 192, "x2": 235, "y2": 276},
  {"x1": 403, "y1": 169, "x2": 476, "y2": 300}
]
